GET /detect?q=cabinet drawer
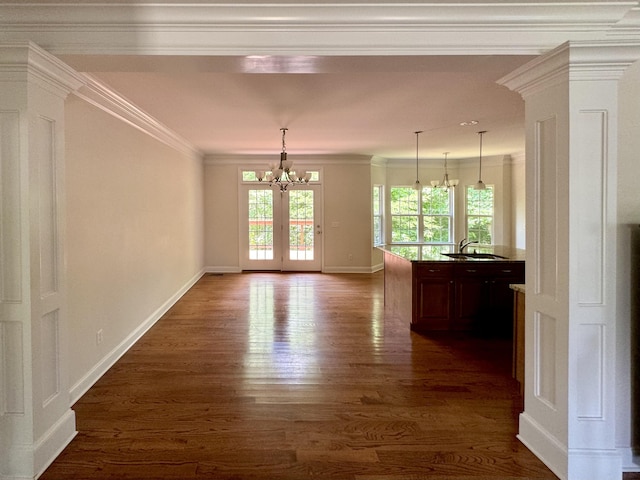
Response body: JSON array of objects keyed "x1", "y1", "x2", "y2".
[
  {"x1": 453, "y1": 263, "x2": 494, "y2": 277},
  {"x1": 488, "y1": 262, "x2": 525, "y2": 277},
  {"x1": 416, "y1": 263, "x2": 454, "y2": 277}
]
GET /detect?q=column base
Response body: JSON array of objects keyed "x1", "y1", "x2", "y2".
[{"x1": 2, "y1": 409, "x2": 76, "y2": 480}]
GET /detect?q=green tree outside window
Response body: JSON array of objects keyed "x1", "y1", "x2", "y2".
[{"x1": 466, "y1": 185, "x2": 494, "y2": 245}]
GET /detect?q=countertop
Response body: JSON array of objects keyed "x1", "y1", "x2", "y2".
[
  {"x1": 510, "y1": 284, "x2": 526, "y2": 293},
  {"x1": 378, "y1": 244, "x2": 526, "y2": 262}
]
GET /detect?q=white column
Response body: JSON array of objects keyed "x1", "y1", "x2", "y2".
[
  {"x1": 499, "y1": 41, "x2": 640, "y2": 480},
  {"x1": 0, "y1": 42, "x2": 83, "y2": 479}
]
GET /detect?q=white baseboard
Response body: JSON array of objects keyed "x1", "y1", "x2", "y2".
[
  {"x1": 204, "y1": 266, "x2": 242, "y2": 273},
  {"x1": 205, "y1": 266, "x2": 381, "y2": 274},
  {"x1": 518, "y1": 412, "x2": 567, "y2": 480},
  {"x1": 322, "y1": 266, "x2": 380, "y2": 273},
  {"x1": 519, "y1": 412, "x2": 630, "y2": 479},
  {"x1": 69, "y1": 269, "x2": 205, "y2": 404},
  {"x1": 621, "y1": 446, "x2": 640, "y2": 472},
  {"x1": 34, "y1": 410, "x2": 77, "y2": 479},
  {"x1": 1, "y1": 409, "x2": 76, "y2": 480},
  {"x1": 371, "y1": 262, "x2": 384, "y2": 272}
]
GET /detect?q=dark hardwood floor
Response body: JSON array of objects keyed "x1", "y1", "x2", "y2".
[{"x1": 40, "y1": 271, "x2": 627, "y2": 479}]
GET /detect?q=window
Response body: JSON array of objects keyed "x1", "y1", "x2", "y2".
[
  {"x1": 372, "y1": 185, "x2": 383, "y2": 246},
  {"x1": 390, "y1": 187, "x2": 419, "y2": 243},
  {"x1": 390, "y1": 186, "x2": 453, "y2": 244},
  {"x1": 422, "y1": 187, "x2": 452, "y2": 243},
  {"x1": 466, "y1": 185, "x2": 494, "y2": 245}
]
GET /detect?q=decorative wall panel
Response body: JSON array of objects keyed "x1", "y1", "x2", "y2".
[
  {"x1": 0, "y1": 110, "x2": 21, "y2": 303},
  {"x1": 536, "y1": 117, "x2": 558, "y2": 299},
  {"x1": 576, "y1": 323, "x2": 604, "y2": 419},
  {"x1": 40, "y1": 309, "x2": 60, "y2": 406},
  {"x1": 576, "y1": 110, "x2": 606, "y2": 306},
  {"x1": 36, "y1": 116, "x2": 58, "y2": 298},
  {"x1": 1, "y1": 321, "x2": 25, "y2": 414},
  {"x1": 534, "y1": 311, "x2": 557, "y2": 408}
]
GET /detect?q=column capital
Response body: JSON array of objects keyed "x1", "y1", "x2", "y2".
[
  {"x1": 0, "y1": 41, "x2": 84, "y2": 98},
  {"x1": 497, "y1": 40, "x2": 640, "y2": 97}
]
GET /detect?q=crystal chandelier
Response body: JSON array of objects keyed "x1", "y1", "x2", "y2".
[
  {"x1": 256, "y1": 127, "x2": 311, "y2": 192},
  {"x1": 474, "y1": 130, "x2": 487, "y2": 190},
  {"x1": 430, "y1": 152, "x2": 459, "y2": 190}
]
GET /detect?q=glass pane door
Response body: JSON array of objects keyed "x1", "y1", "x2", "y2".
[
  {"x1": 283, "y1": 187, "x2": 322, "y2": 271},
  {"x1": 240, "y1": 185, "x2": 322, "y2": 271},
  {"x1": 248, "y1": 189, "x2": 274, "y2": 260},
  {"x1": 240, "y1": 187, "x2": 283, "y2": 271}
]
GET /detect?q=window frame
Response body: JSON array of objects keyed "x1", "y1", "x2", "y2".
[
  {"x1": 465, "y1": 184, "x2": 494, "y2": 246},
  {"x1": 372, "y1": 184, "x2": 384, "y2": 246},
  {"x1": 389, "y1": 185, "x2": 454, "y2": 245}
]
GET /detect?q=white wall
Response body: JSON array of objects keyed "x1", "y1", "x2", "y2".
[
  {"x1": 203, "y1": 155, "x2": 376, "y2": 273},
  {"x1": 616, "y1": 58, "x2": 640, "y2": 470},
  {"x1": 65, "y1": 95, "x2": 204, "y2": 396},
  {"x1": 203, "y1": 162, "x2": 240, "y2": 271}
]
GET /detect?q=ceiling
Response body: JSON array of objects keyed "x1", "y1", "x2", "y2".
[{"x1": 61, "y1": 54, "x2": 534, "y2": 161}]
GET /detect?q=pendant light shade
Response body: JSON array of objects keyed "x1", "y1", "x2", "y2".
[
  {"x1": 474, "y1": 130, "x2": 487, "y2": 190},
  {"x1": 413, "y1": 130, "x2": 423, "y2": 190}
]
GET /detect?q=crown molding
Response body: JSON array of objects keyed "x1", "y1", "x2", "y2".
[
  {"x1": 498, "y1": 39, "x2": 640, "y2": 97},
  {"x1": 204, "y1": 153, "x2": 373, "y2": 166},
  {"x1": 1, "y1": 3, "x2": 639, "y2": 56},
  {"x1": 74, "y1": 73, "x2": 202, "y2": 158}
]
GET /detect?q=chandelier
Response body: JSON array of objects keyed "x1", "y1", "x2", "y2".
[
  {"x1": 413, "y1": 130, "x2": 423, "y2": 190},
  {"x1": 256, "y1": 127, "x2": 311, "y2": 192},
  {"x1": 431, "y1": 152, "x2": 459, "y2": 190},
  {"x1": 474, "y1": 130, "x2": 487, "y2": 190}
]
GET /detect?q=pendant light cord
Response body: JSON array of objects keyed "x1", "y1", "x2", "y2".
[
  {"x1": 478, "y1": 130, "x2": 486, "y2": 180},
  {"x1": 281, "y1": 127, "x2": 287, "y2": 154},
  {"x1": 415, "y1": 130, "x2": 423, "y2": 185}
]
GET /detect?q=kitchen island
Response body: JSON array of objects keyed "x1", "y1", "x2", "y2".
[{"x1": 380, "y1": 245, "x2": 525, "y2": 336}]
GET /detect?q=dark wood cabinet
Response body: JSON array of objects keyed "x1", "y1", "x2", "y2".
[
  {"x1": 411, "y1": 261, "x2": 525, "y2": 336},
  {"x1": 413, "y1": 263, "x2": 454, "y2": 332}
]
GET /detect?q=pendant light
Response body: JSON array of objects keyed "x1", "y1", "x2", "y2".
[
  {"x1": 413, "y1": 130, "x2": 423, "y2": 190},
  {"x1": 474, "y1": 130, "x2": 487, "y2": 190},
  {"x1": 430, "y1": 152, "x2": 459, "y2": 190}
]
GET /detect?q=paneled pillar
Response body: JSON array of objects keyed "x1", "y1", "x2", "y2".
[
  {"x1": 0, "y1": 43, "x2": 83, "y2": 479},
  {"x1": 499, "y1": 41, "x2": 640, "y2": 480}
]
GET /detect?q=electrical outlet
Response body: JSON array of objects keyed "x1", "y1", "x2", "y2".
[
  {"x1": 96, "y1": 329, "x2": 104, "y2": 345},
  {"x1": 348, "y1": 253, "x2": 353, "y2": 261}
]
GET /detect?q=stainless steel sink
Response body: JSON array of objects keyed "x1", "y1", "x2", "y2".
[
  {"x1": 442, "y1": 252, "x2": 507, "y2": 260},
  {"x1": 441, "y1": 253, "x2": 469, "y2": 259},
  {"x1": 464, "y1": 253, "x2": 507, "y2": 259}
]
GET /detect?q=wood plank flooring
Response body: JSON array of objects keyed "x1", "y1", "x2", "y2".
[{"x1": 41, "y1": 272, "x2": 574, "y2": 479}]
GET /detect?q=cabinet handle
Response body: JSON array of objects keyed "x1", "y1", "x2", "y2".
[
  {"x1": 466, "y1": 269, "x2": 477, "y2": 273},
  {"x1": 501, "y1": 269, "x2": 512, "y2": 273},
  {"x1": 428, "y1": 269, "x2": 439, "y2": 273}
]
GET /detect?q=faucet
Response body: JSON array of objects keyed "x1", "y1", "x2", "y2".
[{"x1": 458, "y1": 238, "x2": 479, "y2": 253}]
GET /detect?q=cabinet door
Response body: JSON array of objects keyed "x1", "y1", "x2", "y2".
[
  {"x1": 487, "y1": 263, "x2": 525, "y2": 338},
  {"x1": 454, "y1": 264, "x2": 491, "y2": 333},
  {"x1": 413, "y1": 264, "x2": 454, "y2": 332}
]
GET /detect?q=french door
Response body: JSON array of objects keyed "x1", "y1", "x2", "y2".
[{"x1": 240, "y1": 184, "x2": 322, "y2": 271}]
